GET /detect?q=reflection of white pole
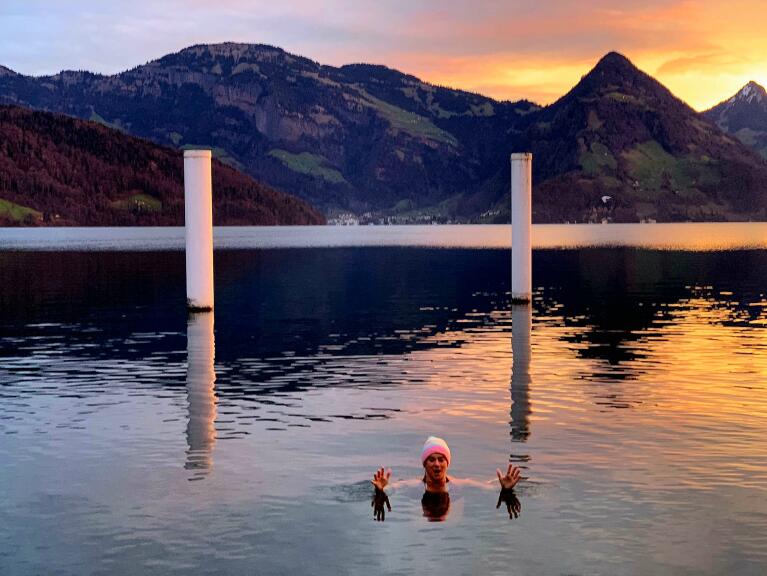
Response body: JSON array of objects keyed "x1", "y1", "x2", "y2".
[
  {"x1": 184, "y1": 149, "x2": 214, "y2": 311},
  {"x1": 511, "y1": 153, "x2": 532, "y2": 303},
  {"x1": 186, "y1": 311, "x2": 217, "y2": 473},
  {"x1": 511, "y1": 304, "x2": 532, "y2": 441}
]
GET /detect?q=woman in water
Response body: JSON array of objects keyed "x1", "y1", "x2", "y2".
[{"x1": 371, "y1": 436, "x2": 522, "y2": 521}]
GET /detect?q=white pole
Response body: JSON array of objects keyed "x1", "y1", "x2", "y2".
[
  {"x1": 186, "y1": 311, "x2": 217, "y2": 472},
  {"x1": 184, "y1": 150, "x2": 214, "y2": 311},
  {"x1": 511, "y1": 153, "x2": 532, "y2": 302}
]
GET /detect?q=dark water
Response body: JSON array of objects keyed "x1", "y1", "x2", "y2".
[{"x1": 1, "y1": 227, "x2": 767, "y2": 575}]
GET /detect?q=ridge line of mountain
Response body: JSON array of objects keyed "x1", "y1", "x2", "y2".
[{"x1": 2, "y1": 43, "x2": 767, "y2": 223}]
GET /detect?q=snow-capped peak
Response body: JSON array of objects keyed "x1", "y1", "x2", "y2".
[{"x1": 728, "y1": 81, "x2": 766, "y2": 105}]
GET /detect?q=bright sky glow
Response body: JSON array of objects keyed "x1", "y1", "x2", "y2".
[{"x1": 1, "y1": 0, "x2": 766, "y2": 110}]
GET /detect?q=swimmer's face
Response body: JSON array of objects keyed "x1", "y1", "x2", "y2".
[{"x1": 423, "y1": 453, "x2": 448, "y2": 483}]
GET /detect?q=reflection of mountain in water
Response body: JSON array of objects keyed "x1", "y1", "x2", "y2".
[
  {"x1": 185, "y1": 312, "x2": 217, "y2": 476},
  {"x1": 534, "y1": 249, "x2": 767, "y2": 373},
  {"x1": 1, "y1": 247, "x2": 765, "y2": 400}
]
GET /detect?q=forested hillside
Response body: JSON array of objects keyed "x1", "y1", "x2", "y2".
[{"x1": 0, "y1": 105, "x2": 325, "y2": 226}]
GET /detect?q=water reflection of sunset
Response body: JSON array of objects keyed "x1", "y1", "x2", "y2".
[
  {"x1": 3, "y1": 244, "x2": 767, "y2": 573},
  {"x1": 391, "y1": 287, "x2": 767, "y2": 498}
]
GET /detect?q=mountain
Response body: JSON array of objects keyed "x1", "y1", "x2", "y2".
[
  {"x1": 511, "y1": 52, "x2": 767, "y2": 222},
  {"x1": 704, "y1": 81, "x2": 767, "y2": 159},
  {"x1": 1, "y1": 44, "x2": 766, "y2": 222},
  {"x1": 0, "y1": 43, "x2": 533, "y2": 222},
  {"x1": 0, "y1": 105, "x2": 325, "y2": 226}
]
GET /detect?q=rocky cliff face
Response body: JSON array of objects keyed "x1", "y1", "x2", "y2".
[{"x1": 2, "y1": 44, "x2": 766, "y2": 222}]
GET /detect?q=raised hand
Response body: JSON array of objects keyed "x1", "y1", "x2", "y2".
[
  {"x1": 371, "y1": 467, "x2": 391, "y2": 491},
  {"x1": 496, "y1": 488, "x2": 521, "y2": 519},
  {"x1": 371, "y1": 467, "x2": 392, "y2": 521},
  {"x1": 496, "y1": 464, "x2": 521, "y2": 490}
]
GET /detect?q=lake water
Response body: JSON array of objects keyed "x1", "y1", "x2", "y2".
[{"x1": 1, "y1": 224, "x2": 766, "y2": 575}]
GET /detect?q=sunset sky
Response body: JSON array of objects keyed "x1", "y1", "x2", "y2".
[{"x1": 1, "y1": 0, "x2": 766, "y2": 111}]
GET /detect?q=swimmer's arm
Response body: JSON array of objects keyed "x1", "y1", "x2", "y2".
[
  {"x1": 387, "y1": 477, "x2": 424, "y2": 489},
  {"x1": 450, "y1": 477, "x2": 496, "y2": 489},
  {"x1": 370, "y1": 468, "x2": 423, "y2": 491},
  {"x1": 371, "y1": 468, "x2": 392, "y2": 521},
  {"x1": 450, "y1": 464, "x2": 522, "y2": 490},
  {"x1": 496, "y1": 465, "x2": 522, "y2": 519}
]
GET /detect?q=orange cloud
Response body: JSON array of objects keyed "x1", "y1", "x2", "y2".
[
  {"x1": 656, "y1": 53, "x2": 744, "y2": 76},
  {"x1": 334, "y1": 0, "x2": 767, "y2": 110},
  {"x1": 389, "y1": 52, "x2": 592, "y2": 104},
  {"x1": 4, "y1": 0, "x2": 767, "y2": 111}
]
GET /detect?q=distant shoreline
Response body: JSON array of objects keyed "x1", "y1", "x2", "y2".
[{"x1": 2, "y1": 223, "x2": 766, "y2": 252}]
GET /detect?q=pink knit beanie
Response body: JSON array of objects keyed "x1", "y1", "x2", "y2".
[{"x1": 421, "y1": 436, "x2": 451, "y2": 466}]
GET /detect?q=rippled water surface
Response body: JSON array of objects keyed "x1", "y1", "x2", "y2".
[{"x1": 1, "y1": 225, "x2": 766, "y2": 575}]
